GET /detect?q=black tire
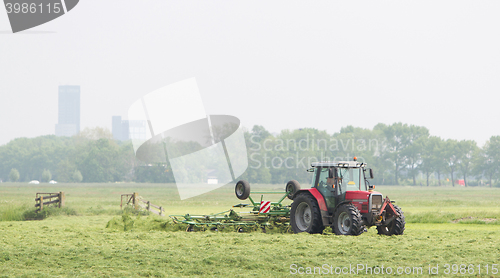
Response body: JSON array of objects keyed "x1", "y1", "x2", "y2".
[
  {"x1": 290, "y1": 193, "x2": 325, "y2": 234},
  {"x1": 286, "y1": 180, "x2": 301, "y2": 200},
  {"x1": 235, "y1": 180, "x2": 250, "y2": 200},
  {"x1": 377, "y1": 205, "x2": 405, "y2": 236},
  {"x1": 333, "y1": 203, "x2": 365, "y2": 236}
]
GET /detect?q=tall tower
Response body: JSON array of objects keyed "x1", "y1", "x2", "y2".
[
  {"x1": 112, "y1": 116, "x2": 125, "y2": 140},
  {"x1": 55, "y1": 85, "x2": 80, "y2": 137}
]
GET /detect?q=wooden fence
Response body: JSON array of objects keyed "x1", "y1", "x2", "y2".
[
  {"x1": 35, "y1": 192, "x2": 65, "y2": 212},
  {"x1": 121, "y1": 192, "x2": 165, "y2": 216}
]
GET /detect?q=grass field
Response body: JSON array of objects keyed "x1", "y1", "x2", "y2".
[{"x1": 0, "y1": 183, "x2": 499, "y2": 277}]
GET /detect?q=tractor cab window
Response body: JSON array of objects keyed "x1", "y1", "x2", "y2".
[
  {"x1": 316, "y1": 167, "x2": 336, "y2": 209},
  {"x1": 311, "y1": 167, "x2": 318, "y2": 186},
  {"x1": 339, "y1": 168, "x2": 361, "y2": 191}
]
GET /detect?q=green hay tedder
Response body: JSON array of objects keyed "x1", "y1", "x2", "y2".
[{"x1": 169, "y1": 180, "x2": 293, "y2": 233}]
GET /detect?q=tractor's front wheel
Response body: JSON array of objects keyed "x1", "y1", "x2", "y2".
[
  {"x1": 377, "y1": 205, "x2": 405, "y2": 236},
  {"x1": 333, "y1": 203, "x2": 365, "y2": 236},
  {"x1": 290, "y1": 194, "x2": 324, "y2": 234}
]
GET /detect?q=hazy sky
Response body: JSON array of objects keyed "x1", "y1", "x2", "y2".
[{"x1": 1, "y1": 1, "x2": 499, "y2": 147}]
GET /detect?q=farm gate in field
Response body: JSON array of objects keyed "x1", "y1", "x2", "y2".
[
  {"x1": 35, "y1": 192, "x2": 65, "y2": 212},
  {"x1": 121, "y1": 192, "x2": 165, "y2": 216}
]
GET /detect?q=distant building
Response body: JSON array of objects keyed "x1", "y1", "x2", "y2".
[
  {"x1": 55, "y1": 85, "x2": 80, "y2": 137},
  {"x1": 112, "y1": 116, "x2": 148, "y2": 141},
  {"x1": 112, "y1": 116, "x2": 126, "y2": 141},
  {"x1": 128, "y1": 120, "x2": 148, "y2": 140}
]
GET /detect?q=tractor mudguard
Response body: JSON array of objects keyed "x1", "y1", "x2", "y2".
[
  {"x1": 379, "y1": 197, "x2": 400, "y2": 217},
  {"x1": 332, "y1": 200, "x2": 352, "y2": 213},
  {"x1": 292, "y1": 188, "x2": 327, "y2": 212}
]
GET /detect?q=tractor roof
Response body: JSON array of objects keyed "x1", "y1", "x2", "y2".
[{"x1": 311, "y1": 161, "x2": 366, "y2": 168}]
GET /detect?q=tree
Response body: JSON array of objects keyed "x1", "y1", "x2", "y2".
[
  {"x1": 444, "y1": 139, "x2": 459, "y2": 186},
  {"x1": 0, "y1": 135, "x2": 74, "y2": 183},
  {"x1": 72, "y1": 170, "x2": 83, "y2": 182},
  {"x1": 482, "y1": 136, "x2": 500, "y2": 187},
  {"x1": 9, "y1": 168, "x2": 19, "y2": 182},
  {"x1": 401, "y1": 125, "x2": 429, "y2": 185},
  {"x1": 456, "y1": 140, "x2": 479, "y2": 187},
  {"x1": 431, "y1": 137, "x2": 447, "y2": 186},
  {"x1": 250, "y1": 125, "x2": 272, "y2": 143},
  {"x1": 75, "y1": 127, "x2": 113, "y2": 141},
  {"x1": 419, "y1": 136, "x2": 444, "y2": 186},
  {"x1": 134, "y1": 164, "x2": 174, "y2": 183},
  {"x1": 377, "y1": 123, "x2": 415, "y2": 185},
  {"x1": 57, "y1": 160, "x2": 77, "y2": 182},
  {"x1": 41, "y1": 169, "x2": 52, "y2": 182},
  {"x1": 240, "y1": 126, "x2": 274, "y2": 184},
  {"x1": 76, "y1": 138, "x2": 123, "y2": 182}
]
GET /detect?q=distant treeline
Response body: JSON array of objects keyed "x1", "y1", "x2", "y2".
[{"x1": 1, "y1": 124, "x2": 500, "y2": 187}]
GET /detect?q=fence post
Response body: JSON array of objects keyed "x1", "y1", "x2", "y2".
[
  {"x1": 40, "y1": 195, "x2": 43, "y2": 211},
  {"x1": 133, "y1": 192, "x2": 139, "y2": 210},
  {"x1": 159, "y1": 206, "x2": 163, "y2": 216},
  {"x1": 147, "y1": 201, "x2": 150, "y2": 212},
  {"x1": 59, "y1": 192, "x2": 65, "y2": 208}
]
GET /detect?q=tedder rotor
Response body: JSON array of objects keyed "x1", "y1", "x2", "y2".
[{"x1": 169, "y1": 180, "x2": 293, "y2": 233}]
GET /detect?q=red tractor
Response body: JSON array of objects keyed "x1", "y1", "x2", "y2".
[{"x1": 287, "y1": 159, "x2": 405, "y2": 236}]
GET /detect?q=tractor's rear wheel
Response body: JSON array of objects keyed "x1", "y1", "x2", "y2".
[
  {"x1": 286, "y1": 180, "x2": 301, "y2": 200},
  {"x1": 377, "y1": 205, "x2": 405, "y2": 236},
  {"x1": 235, "y1": 180, "x2": 250, "y2": 200},
  {"x1": 290, "y1": 193, "x2": 324, "y2": 234},
  {"x1": 333, "y1": 203, "x2": 365, "y2": 236}
]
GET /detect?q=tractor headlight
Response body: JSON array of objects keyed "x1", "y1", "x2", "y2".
[{"x1": 369, "y1": 194, "x2": 383, "y2": 212}]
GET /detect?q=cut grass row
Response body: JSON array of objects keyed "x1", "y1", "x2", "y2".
[{"x1": 0, "y1": 215, "x2": 499, "y2": 277}]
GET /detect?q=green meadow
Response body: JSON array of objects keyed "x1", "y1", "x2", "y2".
[{"x1": 0, "y1": 183, "x2": 499, "y2": 277}]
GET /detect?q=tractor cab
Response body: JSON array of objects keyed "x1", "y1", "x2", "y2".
[{"x1": 308, "y1": 160, "x2": 373, "y2": 213}]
